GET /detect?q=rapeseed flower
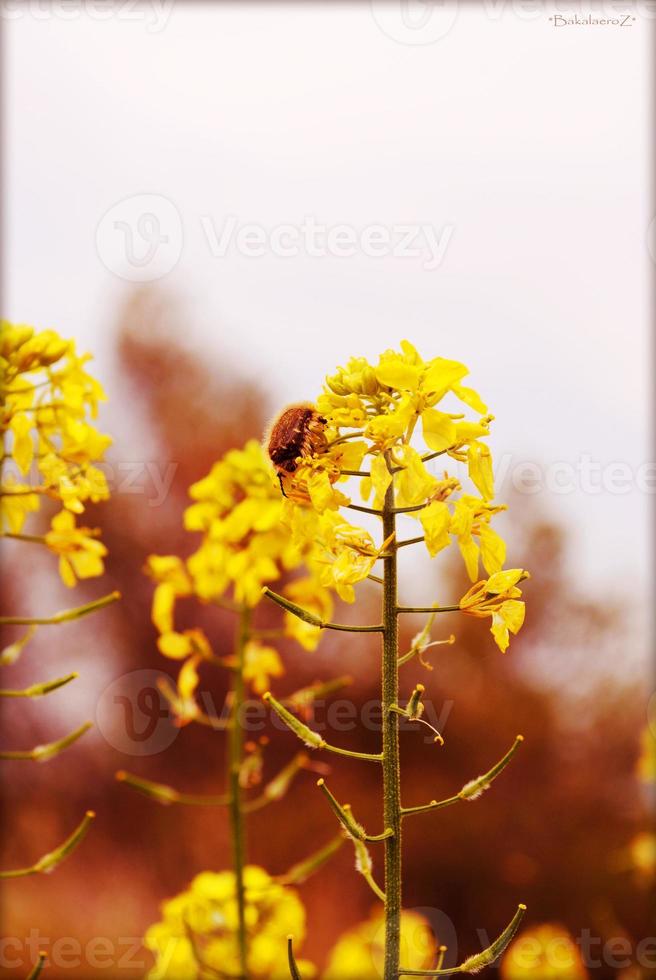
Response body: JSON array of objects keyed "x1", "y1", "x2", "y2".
[
  {"x1": 1, "y1": 322, "x2": 110, "y2": 584},
  {"x1": 145, "y1": 866, "x2": 313, "y2": 979},
  {"x1": 273, "y1": 342, "x2": 528, "y2": 638}
]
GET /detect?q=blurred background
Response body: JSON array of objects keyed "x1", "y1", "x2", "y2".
[{"x1": 1, "y1": 2, "x2": 653, "y2": 978}]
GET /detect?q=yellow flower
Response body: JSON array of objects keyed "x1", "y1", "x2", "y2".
[
  {"x1": 283, "y1": 577, "x2": 334, "y2": 651},
  {"x1": 157, "y1": 628, "x2": 212, "y2": 662},
  {"x1": 500, "y1": 924, "x2": 588, "y2": 979},
  {"x1": 448, "y1": 495, "x2": 507, "y2": 581},
  {"x1": 0, "y1": 488, "x2": 39, "y2": 535},
  {"x1": 281, "y1": 343, "x2": 517, "y2": 606},
  {"x1": 637, "y1": 725, "x2": 656, "y2": 784},
  {"x1": 467, "y1": 439, "x2": 494, "y2": 500},
  {"x1": 158, "y1": 656, "x2": 203, "y2": 726},
  {"x1": 316, "y1": 342, "x2": 488, "y2": 458},
  {"x1": 628, "y1": 832, "x2": 656, "y2": 880},
  {"x1": 44, "y1": 509, "x2": 107, "y2": 587},
  {"x1": 243, "y1": 641, "x2": 284, "y2": 694},
  {"x1": 146, "y1": 441, "x2": 335, "y2": 686},
  {"x1": 315, "y1": 511, "x2": 391, "y2": 603},
  {"x1": 323, "y1": 909, "x2": 436, "y2": 979},
  {"x1": 145, "y1": 866, "x2": 312, "y2": 979},
  {"x1": 180, "y1": 440, "x2": 309, "y2": 608},
  {"x1": 144, "y1": 555, "x2": 193, "y2": 634},
  {"x1": 1, "y1": 322, "x2": 111, "y2": 532},
  {"x1": 460, "y1": 569, "x2": 529, "y2": 652}
]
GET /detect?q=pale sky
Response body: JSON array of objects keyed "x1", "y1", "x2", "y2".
[{"x1": 4, "y1": 1, "x2": 653, "y2": 600}]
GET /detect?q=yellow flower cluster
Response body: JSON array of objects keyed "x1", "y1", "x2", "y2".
[
  {"x1": 637, "y1": 725, "x2": 656, "y2": 784},
  {"x1": 280, "y1": 342, "x2": 528, "y2": 651},
  {"x1": 145, "y1": 440, "x2": 333, "y2": 673},
  {"x1": 1, "y1": 322, "x2": 111, "y2": 585},
  {"x1": 460, "y1": 569, "x2": 530, "y2": 653},
  {"x1": 500, "y1": 924, "x2": 588, "y2": 979},
  {"x1": 145, "y1": 866, "x2": 313, "y2": 979},
  {"x1": 323, "y1": 909, "x2": 436, "y2": 978}
]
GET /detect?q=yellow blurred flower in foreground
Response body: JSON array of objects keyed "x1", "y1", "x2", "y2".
[
  {"x1": 500, "y1": 924, "x2": 588, "y2": 979},
  {"x1": 145, "y1": 866, "x2": 313, "y2": 979},
  {"x1": 323, "y1": 909, "x2": 436, "y2": 979},
  {"x1": 44, "y1": 509, "x2": 107, "y2": 587},
  {"x1": 628, "y1": 832, "x2": 656, "y2": 880},
  {"x1": 637, "y1": 724, "x2": 655, "y2": 784}
]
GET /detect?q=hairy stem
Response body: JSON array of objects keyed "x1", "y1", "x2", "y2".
[
  {"x1": 382, "y1": 476, "x2": 402, "y2": 980},
  {"x1": 228, "y1": 606, "x2": 250, "y2": 978}
]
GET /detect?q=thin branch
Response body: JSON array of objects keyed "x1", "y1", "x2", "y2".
[
  {"x1": 287, "y1": 936, "x2": 303, "y2": 980},
  {"x1": 346, "y1": 503, "x2": 383, "y2": 516},
  {"x1": 396, "y1": 535, "x2": 426, "y2": 549},
  {"x1": 401, "y1": 736, "x2": 524, "y2": 817},
  {"x1": 0, "y1": 672, "x2": 78, "y2": 698},
  {"x1": 26, "y1": 952, "x2": 47, "y2": 980},
  {"x1": 242, "y1": 753, "x2": 311, "y2": 813},
  {"x1": 115, "y1": 771, "x2": 231, "y2": 807},
  {"x1": 326, "y1": 430, "x2": 365, "y2": 447},
  {"x1": 421, "y1": 449, "x2": 448, "y2": 465},
  {"x1": 0, "y1": 721, "x2": 92, "y2": 761},
  {"x1": 351, "y1": 836, "x2": 386, "y2": 902},
  {"x1": 263, "y1": 692, "x2": 382, "y2": 762},
  {"x1": 1, "y1": 532, "x2": 46, "y2": 544},
  {"x1": 397, "y1": 604, "x2": 460, "y2": 615},
  {"x1": 263, "y1": 587, "x2": 383, "y2": 633},
  {"x1": 0, "y1": 591, "x2": 120, "y2": 626},
  {"x1": 398, "y1": 904, "x2": 526, "y2": 975},
  {"x1": 0, "y1": 811, "x2": 95, "y2": 878},
  {"x1": 284, "y1": 675, "x2": 353, "y2": 715},
  {"x1": 275, "y1": 835, "x2": 344, "y2": 886},
  {"x1": 317, "y1": 779, "x2": 393, "y2": 842},
  {"x1": 397, "y1": 635, "x2": 455, "y2": 669}
]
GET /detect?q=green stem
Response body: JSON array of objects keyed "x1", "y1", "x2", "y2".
[
  {"x1": 397, "y1": 605, "x2": 460, "y2": 615},
  {"x1": 0, "y1": 591, "x2": 120, "y2": 626},
  {"x1": 382, "y1": 474, "x2": 402, "y2": 980},
  {"x1": 228, "y1": 606, "x2": 250, "y2": 979}
]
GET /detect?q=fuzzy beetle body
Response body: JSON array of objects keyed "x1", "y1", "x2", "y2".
[{"x1": 266, "y1": 403, "x2": 328, "y2": 495}]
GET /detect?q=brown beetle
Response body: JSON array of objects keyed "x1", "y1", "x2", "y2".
[{"x1": 266, "y1": 403, "x2": 328, "y2": 496}]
